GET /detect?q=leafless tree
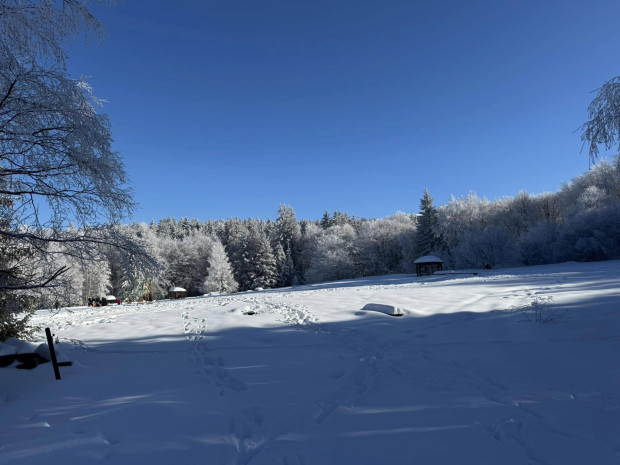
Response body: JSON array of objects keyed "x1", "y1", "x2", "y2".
[
  {"x1": 581, "y1": 76, "x2": 620, "y2": 163},
  {"x1": 0, "y1": 1, "x2": 155, "y2": 337}
]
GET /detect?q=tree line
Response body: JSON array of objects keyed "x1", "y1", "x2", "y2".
[{"x1": 30, "y1": 155, "x2": 620, "y2": 307}]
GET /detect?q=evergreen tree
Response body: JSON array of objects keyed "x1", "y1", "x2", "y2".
[
  {"x1": 415, "y1": 189, "x2": 440, "y2": 257},
  {"x1": 320, "y1": 211, "x2": 332, "y2": 229},
  {"x1": 275, "y1": 204, "x2": 302, "y2": 285},
  {"x1": 203, "y1": 240, "x2": 238, "y2": 293},
  {"x1": 223, "y1": 219, "x2": 249, "y2": 287},
  {"x1": 238, "y1": 222, "x2": 277, "y2": 290}
]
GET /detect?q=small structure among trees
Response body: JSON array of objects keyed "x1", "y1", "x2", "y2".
[
  {"x1": 168, "y1": 287, "x2": 187, "y2": 299},
  {"x1": 414, "y1": 255, "x2": 444, "y2": 277}
]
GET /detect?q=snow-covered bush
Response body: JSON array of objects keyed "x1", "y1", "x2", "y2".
[{"x1": 511, "y1": 295, "x2": 560, "y2": 323}]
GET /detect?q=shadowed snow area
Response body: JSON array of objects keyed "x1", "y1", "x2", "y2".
[{"x1": 1, "y1": 261, "x2": 620, "y2": 464}]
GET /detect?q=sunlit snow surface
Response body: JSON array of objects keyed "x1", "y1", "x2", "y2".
[{"x1": 2, "y1": 261, "x2": 620, "y2": 464}]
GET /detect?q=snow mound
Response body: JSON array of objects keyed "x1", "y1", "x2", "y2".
[
  {"x1": 0, "y1": 342, "x2": 17, "y2": 367},
  {"x1": 414, "y1": 254, "x2": 444, "y2": 264},
  {"x1": 35, "y1": 343, "x2": 71, "y2": 365},
  {"x1": 2, "y1": 337, "x2": 37, "y2": 354},
  {"x1": 361, "y1": 303, "x2": 406, "y2": 316}
]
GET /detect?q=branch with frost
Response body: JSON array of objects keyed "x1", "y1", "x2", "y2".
[
  {"x1": 0, "y1": 47, "x2": 135, "y2": 226},
  {"x1": 0, "y1": 0, "x2": 108, "y2": 66},
  {"x1": 580, "y1": 77, "x2": 620, "y2": 162}
]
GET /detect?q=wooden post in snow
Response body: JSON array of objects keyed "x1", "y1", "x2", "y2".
[{"x1": 45, "y1": 328, "x2": 61, "y2": 380}]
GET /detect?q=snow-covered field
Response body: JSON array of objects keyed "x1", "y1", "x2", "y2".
[{"x1": 2, "y1": 261, "x2": 620, "y2": 464}]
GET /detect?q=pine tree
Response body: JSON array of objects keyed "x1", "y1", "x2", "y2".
[
  {"x1": 203, "y1": 240, "x2": 238, "y2": 293},
  {"x1": 238, "y1": 222, "x2": 277, "y2": 290},
  {"x1": 275, "y1": 204, "x2": 302, "y2": 285},
  {"x1": 223, "y1": 219, "x2": 249, "y2": 288},
  {"x1": 415, "y1": 189, "x2": 440, "y2": 257},
  {"x1": 320, "y1": 211, "x2": 332, "y2": 229}
]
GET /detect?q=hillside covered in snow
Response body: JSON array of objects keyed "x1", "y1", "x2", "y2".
[{"x1": 1, "y1": 261, "x2": 619, "y2": 464}]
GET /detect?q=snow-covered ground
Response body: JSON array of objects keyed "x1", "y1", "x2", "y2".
[{"x1": 1, "y1": 261, "x2": 620, "y2": 464}]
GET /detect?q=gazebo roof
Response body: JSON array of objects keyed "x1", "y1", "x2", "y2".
[
  {"x1": 169, "y1": 287, "x2": 187, "y2": 292},
  {"x1": 414, "y1": 255, "x2": 444, "y2": 264}
]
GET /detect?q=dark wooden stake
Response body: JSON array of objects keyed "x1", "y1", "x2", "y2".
[{"x1": 45, "y1": 328, "x2": 61, "y2": 380}]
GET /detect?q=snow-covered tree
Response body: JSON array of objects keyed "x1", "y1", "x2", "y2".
[
  {"x1": 82, "y1": 260, "x2": 111, "y2": 304},
  {"x1": 518, "y1": 220, "x2": 560, "y2": 266},
  {"x1": 202, "y1": 240, "x2": 237, "y2": 294},
  {"x1": 554, "y1": 204, "x2": 620, "y2": 262},
  {"x1": 0, "y1": 1, "x2": 154, "y2": 334},
  {"x1": 558, "y1": 158, "x2": 620, "y2": 216},
  {"x1": 356, "y1": 213, "x2": 416, "y2": 275},
  {"x1": 298, "y1": 220, "x2": 322, "y2": 282},
  {"x1": 306, "y1": 224, "x2": 359, "y2": 283},
  {"x1": 274, "y1": 204, "x2": 302, "y2": 285},
  {"x1": 452, "y1": 225, "x2": 515, "y2": 269},
  {"x1": 435, "y1": 194, "x2": 493, "y2": 264},
  {"x1": 156, "y1": 234, "x2": 213, "y2": 296},
  {"x1": 495, "y1": 191, "x2": 542, "y2": 237},
  {"x1": 238, "y1": 222, "x2": 277, "y2": 290},
  {"x1": 580, "y1": 77, "x2": 620, "y2": 162}
]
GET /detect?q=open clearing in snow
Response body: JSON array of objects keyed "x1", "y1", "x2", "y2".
[{"x1": 1, "y1": 261, "x2": 619, "y2": 464}]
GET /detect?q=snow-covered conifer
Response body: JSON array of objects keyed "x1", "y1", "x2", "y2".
[{"x1": 202, "y1": 240, "x2": 238, "y2": 294}]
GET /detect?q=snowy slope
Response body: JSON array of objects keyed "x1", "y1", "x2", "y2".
[{"x1": 1, "y1": 261, "x2": 619, "y2": 464}]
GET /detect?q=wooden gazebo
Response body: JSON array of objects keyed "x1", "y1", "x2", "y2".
[
  {"x1": 414, "y1": 255, "x2": 444, "y2": 277},
  {"x1": 168, "y1": 287, "x2": 187, "y2": 299}
]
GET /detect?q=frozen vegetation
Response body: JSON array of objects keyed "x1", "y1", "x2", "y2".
[
  {"x1": 1, "y1": 260, "x2": 619, "y2": 464},
  {"x1": 22, "y1": 156, "x2": 620, "y2": 314}
]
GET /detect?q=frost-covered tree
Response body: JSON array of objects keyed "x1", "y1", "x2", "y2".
[
  {"x1": 35, "y1": 237, "x2": 111, "y2": 308},
  {"x1": 577, "y1": 186, "x2": 608, "y2": 211},
  {"x1": 356, "y1": 214, "x2": 416, "y2": 275},
  {"x1": 237, "y1": 222, "x2": 277, "y2": 290},
  {"x1": 306, "y1": 224, "x2": 359, "y2": 283},
  {"x1": 496, "y1": 191, "x2": 542, "y2": 237},
  {"x1": 558, "y1": 158, "x2": 620, "y2": 216},
  {"x1": 435, "y1": 194, "x2": 493, "y2": 264},
  {"x1": 274, "y1": 204, "x2": 302, "y2": 285},
  {"x1": 0, "y1": 1, "x2": 154, "y2": 336},
  {"x1": 452, "y1": 225, "x2": 515, "y2": 269},
  {"x1": 202, "y1": 240, "x2": 237, "y2": 294},
  {"x1": 156, "y1": 234, "x2": 213, "y2": 296},
  {"x1": 81, "y1": 259, "x2": 111, "y2": 304},
  {"x1": 320, "y1": 211, "x2": 332, "y2": 229},
  {"x1": 554, "y1": 204, "x2": 620, "y2": 262},
  {"x1": 105, "y1": 223, "x2": 158, "y2": 300},
  {"x1": 580, "y1": 77, "x2": 620, "y2": 162},
  {"x1": 297, "y1": 220, "x2": 322, "y2": 282},
  {"x1": 518, "y1": 220, "x2": 560, "y2": 266},
  {"x1": 223, "y1": 219, "x2": 249, "y2": 285}
]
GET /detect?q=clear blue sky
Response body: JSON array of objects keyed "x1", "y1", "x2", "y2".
[{"x1": 66, "y1": 0, "x2": 620, "y2": 222}]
